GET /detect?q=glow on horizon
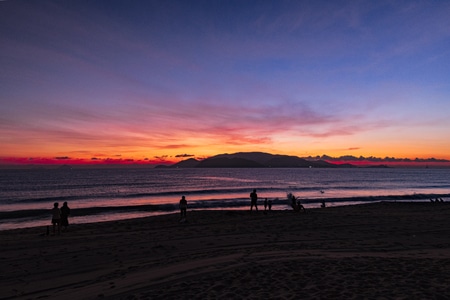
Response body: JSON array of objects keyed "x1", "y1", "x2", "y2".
[{"x1": 1, "y1": 1, "x2": 450, "y2": 166}]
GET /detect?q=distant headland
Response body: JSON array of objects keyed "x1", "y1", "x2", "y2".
[
  {"x1": 157, "y1": 152, "x2": 355, "y2": 168},
  {"x1": 1, "y1": 151, "x2": 449, "y2": 169}
]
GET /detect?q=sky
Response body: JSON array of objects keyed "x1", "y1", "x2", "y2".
[{"x1": 1, "y1": 0, "x2": 450, "y2": 166}]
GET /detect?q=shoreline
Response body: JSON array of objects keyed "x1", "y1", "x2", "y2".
[
  {"x1": 1, "y1": 202, "x2": 450, "y2": 299},
  {"x1": 1, "y1": 193, "x2": 448, "y2": 231}
]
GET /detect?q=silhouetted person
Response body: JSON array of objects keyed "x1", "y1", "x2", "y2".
[
  {"x1": 297, "y1": 199, "x2": 306, "y2": 212},
  {"x1": 179, "y1": 196, "x2": 187, "y2": 221},
  {"x1": 291, "y1": 195, "x2": 297, "y2": 210},
  {"x1": 51, "y1": 202, "x2": 61, "y2": 235},
  {"x1": 291, "y1": 195, "x2": 305, "y2": 212},
  {"x1": 321, "y1": 199, "x2": 326, "y2": 208},
  {"x1": 250, "y1": 189, "x2": 258, "y2": 211},
  {"x1": 264, "y1": 198, "x2": 268, "y2": 211},
  {"x1": 268, "y1": 199, "x2": 272, "y2": 211},
  {"x1": 60, "y1": 201, "x2": 71, "y2": 231}
]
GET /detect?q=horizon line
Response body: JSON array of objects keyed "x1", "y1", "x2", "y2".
[{"x1": 1, "y1": 151, "x2": 450, "y2": 168}]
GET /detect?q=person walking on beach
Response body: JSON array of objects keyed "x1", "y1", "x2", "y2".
[
  {"x1": 51, "y1": 202, "x2": 61, "y2": 235},
  {"x1": 60, "y1": 201, "x2": 71, "y2": 231},
  {"x1": 250, "y1": 189, "x2": 258, "y2": 211},
  {"x1": 179, "y1": 196, "x2": 187, "y2": 221}
]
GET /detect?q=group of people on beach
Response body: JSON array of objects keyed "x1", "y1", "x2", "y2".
[
  {"x1": 288, "y1": 193, "x2": 306, "y2": 212},
  {"x1": 249, "y1": 189, "x2": 273, "y2": 212},
  {"x1": 177, "y1": 189, "x2": 276, "y2": 222},
  {"x1": 50, "y1": 202, "x2": 71, "y2": 235},
  {"x1": 179, "y1": 189, "x2": 309, "y2": 218}
]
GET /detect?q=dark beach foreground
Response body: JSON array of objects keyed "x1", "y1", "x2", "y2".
[{"x1": 1, "y1": 202, "x2": 450, "y2": 299}]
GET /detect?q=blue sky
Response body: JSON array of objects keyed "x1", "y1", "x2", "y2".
[{"x1": 1, "y1": 0, "x2": 450, "y2": 165}]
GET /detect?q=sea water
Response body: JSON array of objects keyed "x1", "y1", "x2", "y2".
[{"x1": 0, "y1": 167, "x2": 449, "y2": 230}]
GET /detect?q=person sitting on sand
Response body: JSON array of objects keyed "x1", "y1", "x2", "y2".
[
  {"x1": 51, "y1": 202, "x2": 61, "y2": 235},
  {"x1": 290, "y1": 195, "x2": 305, "y2": 212},
  {"x1": 179, "y1": 196, "x2": 187, "y2": 220},
  {"x1": 296, "y1": 199, "x2": 306, "y2": 212},
  {"x1": 250, "y1": 189, "x2": 258, "y2": 211},
  {"x1": 60, "y1": 201, "x2": 71, "y2": 231}
]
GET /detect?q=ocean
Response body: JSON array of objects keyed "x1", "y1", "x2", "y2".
[{"x1": 1, "y1": 167, "x2": 449, "y2": 230}]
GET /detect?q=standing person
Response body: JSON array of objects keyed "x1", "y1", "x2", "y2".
[
  {"x1": 51, "y1": 202, "x2": 61, "y2": 235},
  {"x1": 179, "y1": 196, "x2": 187, "y2": 221},
  {"x1": 250, "y1": 189, "x2": 258, "y2": 211},
  {"x1": 291, "y1": 195, "x2": 297, "y2": 211},
  {"x1": 264, "y1": 198, "x2": 268, "y2": 211},
  {"x1": 60, "y1": 202, "x2": 71, "y2": 231}
]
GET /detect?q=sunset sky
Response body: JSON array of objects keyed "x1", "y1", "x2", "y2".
[{"x1": 1, "y1": 0, "x2": 450, "y2": 166}]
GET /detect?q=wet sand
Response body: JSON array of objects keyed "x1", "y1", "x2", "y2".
[{"x1": 1, "y1": 202, "x2": 450, "y2": 299}]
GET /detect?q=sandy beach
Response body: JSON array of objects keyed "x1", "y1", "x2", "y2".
[{"x1": 1, "y1": 202, "x2": 450, "y2": 299}]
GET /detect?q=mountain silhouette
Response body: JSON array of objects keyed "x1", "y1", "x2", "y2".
[{"x1": 172, "y1": 152, "x2": 353, "y2": 168}]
